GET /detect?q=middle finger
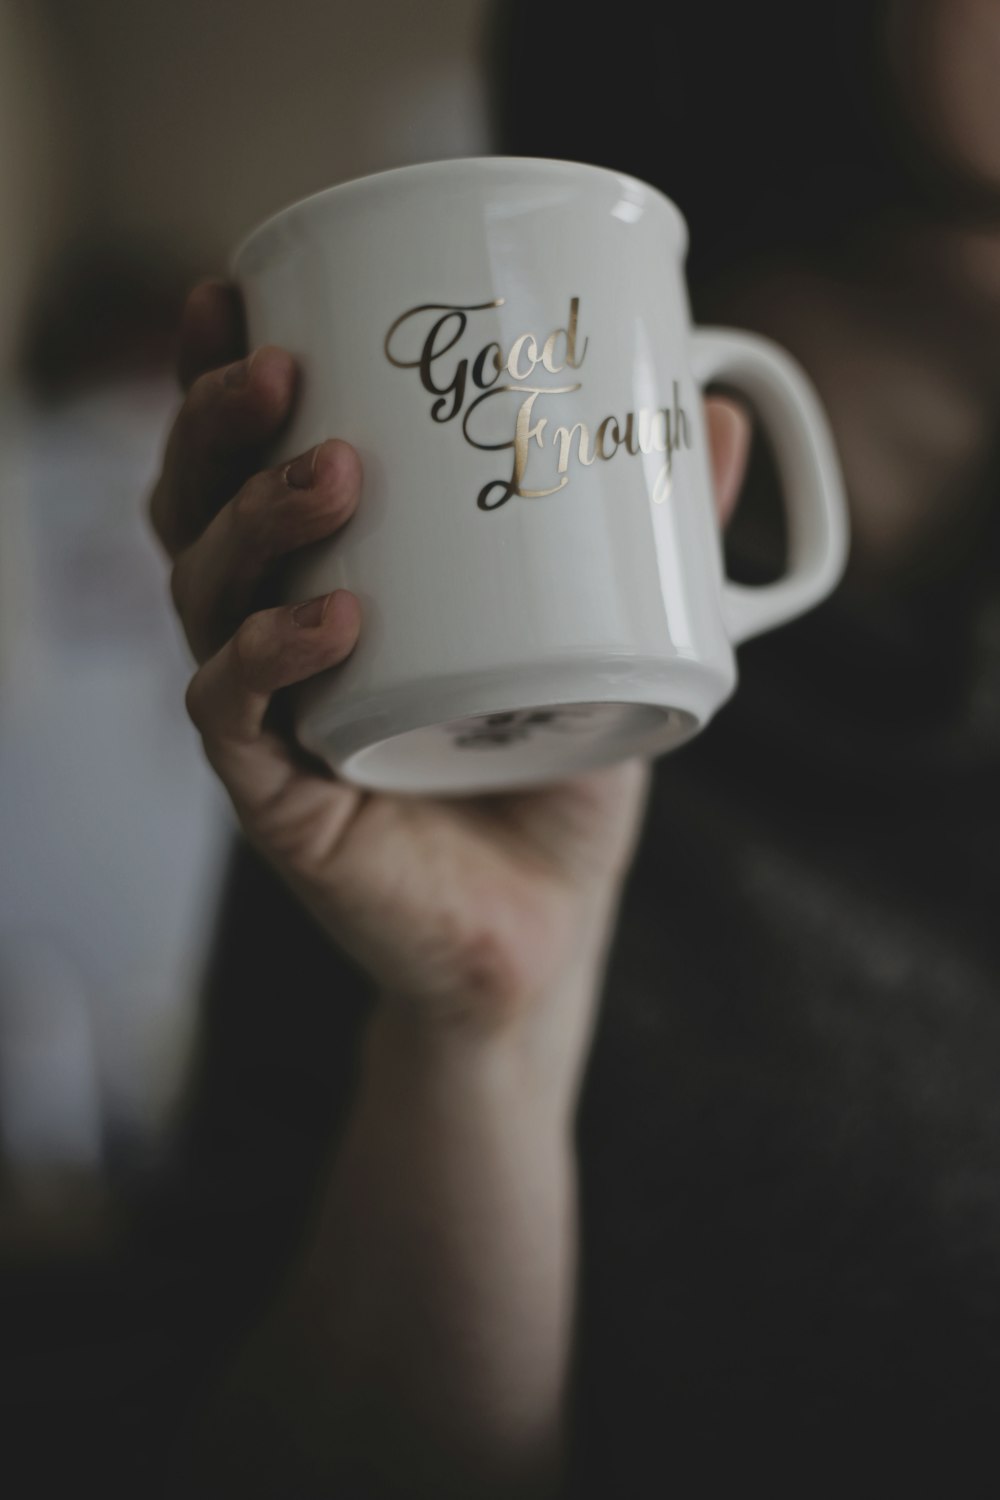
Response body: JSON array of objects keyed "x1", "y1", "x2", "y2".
[{"x1": 171, "y1": 437, "x2": 362, "y2": 663}]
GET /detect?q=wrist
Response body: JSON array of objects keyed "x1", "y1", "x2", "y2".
[
  {"x1": 368, "y1": 894, "x2": 621, "y2": 1129},
  {"x1": 365, "y1": 968, "x2": 596, "y2": 1139}
]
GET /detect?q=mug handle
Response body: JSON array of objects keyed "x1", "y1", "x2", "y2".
[{"x1": 691, "y1": 327, "x2": 850, "y2": 645}]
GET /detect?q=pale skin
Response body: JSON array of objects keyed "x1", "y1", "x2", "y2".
[
  {"x1": 150, "y1": 282, "x2": 750, "y2": 1499},
  {"x1": 153, "y1": 4, "x2": 1000, "y2": 1491}
]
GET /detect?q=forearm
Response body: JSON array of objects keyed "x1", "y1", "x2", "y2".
[
  {"x1": 187, "y1": 972, "x2": 600, "y2": 1500},
  {"x1": 307, "y1": 1003, "x2": 579, "y2": 1497}
]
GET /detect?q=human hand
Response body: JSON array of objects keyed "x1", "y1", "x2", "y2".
[{"x1": 150, "y1": 281, "x2": 750, "y2": 1037}]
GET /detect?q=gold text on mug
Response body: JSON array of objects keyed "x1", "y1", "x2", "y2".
[{"x1": 384, "y1": 297, "x2": 691, "y2": 511}]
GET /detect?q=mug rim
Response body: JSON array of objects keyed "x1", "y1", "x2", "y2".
[{"x1": 229, "y1": 155, "x2": 689, "y2": 273}]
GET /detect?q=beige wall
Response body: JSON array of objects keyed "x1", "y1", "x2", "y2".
[
  {"x1": 46, "y1": 0, "x2": 495, "y2": 271},
  {"x1": 0, "y1": 0, "x2": 495, "y2": 376}
]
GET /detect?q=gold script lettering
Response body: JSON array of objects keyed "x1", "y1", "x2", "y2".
[
  {"x1": 384, "y1": 299, "x2": 505, "y2": 423},
  {"x1": 472, "y1": 342, "x2": 503, "y2": 389},
  {"x1": 463, "y1": 384, "x2": 582, "y2": 510},
  {"x1": 506, "y1": 333, "x2": 540, "y2": 381},
  {"x1": 540, "y1": 297, "x2": 589, "y2": 373},
  {"x1": 595, "y1": 415, "x2": 621, "y2": 460},
  {"x1": 553, "y1": 421, "x2": 596, "y2": 475},
  {"x1": 383, "y1": 297, "x2": 692, "y2": 511}
]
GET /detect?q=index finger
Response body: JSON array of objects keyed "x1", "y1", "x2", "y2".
[{"x1": 175, "y1": 280, "x2": 247, "y2": 392}]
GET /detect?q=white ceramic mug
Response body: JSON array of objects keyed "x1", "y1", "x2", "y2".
[{"x1": 230, "y1": 156, "x2": 849, "y2": 796}]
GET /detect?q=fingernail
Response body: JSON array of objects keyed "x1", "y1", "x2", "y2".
[
  {"x1": 223, "y1": 351, "x2": 256, "y2": 389},
  {"x1": 284, "y1": 446, "x2": 318, "y2": 489},
  {"x1": 292, "y1": 593, "x2": 330, "y2": 629}
]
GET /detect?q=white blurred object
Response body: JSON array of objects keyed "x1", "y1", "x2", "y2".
[
  {"x1": 0, "y1": 377, "x2": 232, "y2": 1162},
  {"x1": 0, "y1": 386, "x2": 31, "y2": 694},
  {"x1": 0, "y1": 0, "x2": 495, "y2": 1176},
  {"x1": 0, "y1": 935, "x2": 102, "y2": 1172}
]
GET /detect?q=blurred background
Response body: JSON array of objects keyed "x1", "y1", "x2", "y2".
[
  {"x1": 1, "y1": 5, "x2": 998, "y2": 1488},
  {"x1": 0, "y1": 0, "x2": 493, "y2": 1233}
]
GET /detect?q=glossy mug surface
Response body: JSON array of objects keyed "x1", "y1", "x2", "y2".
[{"x1": 230, "y1": 157, "x2": 849, "y2": 795}]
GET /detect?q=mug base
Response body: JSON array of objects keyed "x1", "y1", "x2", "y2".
[{"x1": 328, "y1": 699, "x2": 698, "y2": 796}]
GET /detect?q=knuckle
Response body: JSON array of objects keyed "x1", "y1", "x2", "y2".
[
  {"x1": 232, "y1": 471, "x2": 265, "y2": 523},
  {"x1": 231, "y1": 474, "x2": 277, "y2": 559},
  {"x1": 233, "y1": 611, "x2": 272, "y2": 684},
  {"x1": 236, "y1": 468, "x2": 336, "y2": 559}
]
